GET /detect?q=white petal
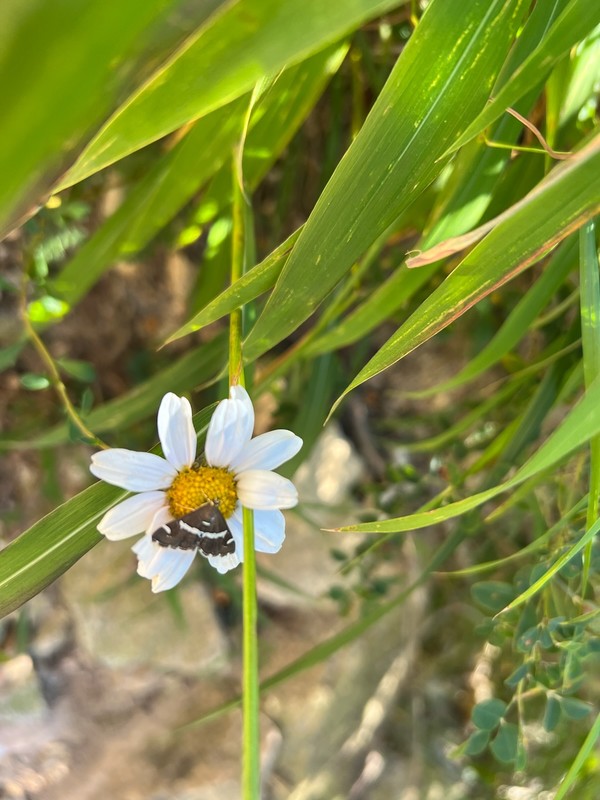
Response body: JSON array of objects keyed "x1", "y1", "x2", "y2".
[
  {"x1": 131, "y1": 536, "x2": 157, "y2": 578},
  {"x1": 228, "y1": 507, "x2": 245, "y2": 561},
  {"x1": 97, "y1": 492, "x2": 166, "y2": 540},
  {"x1": 230, "y1": 430, "x2": 303, "y2": 473},
  {"x1": 152, "y1": 550, "x2": 196, "y2": 592},
  {"x1": 253, "y1": 509, "x2": 286, "y2": 553},
  {"x1": 134, "y1": 539, "x2": 195, "y2": 588},
  {"x1": 90, "y1": 449, "x2": 177, "y2": 491},
  {"x1": 230, "y1": 384, "x2": 254, "y2": 420},
  {"x1": 133, "y1": 535, "x2": 157, "y2": 577},
  {"x1": 147, "y1": 504, "x2": 173, "y2": 535},
  {"x1": 207, "y1": 551, "x2": 241, "y2": 574},
  {"x1": 157, "y1": 393, "x2": 196, "y2": 471},
  {"x1": 237, "y1": 470, "x2": 298, "y2": 510},
  {"x1": 205, "y1": 387, "x2": 255, "y2": 468},
  {"x1": 227, "y1": 507, "x2": 285, "y2": 555}
]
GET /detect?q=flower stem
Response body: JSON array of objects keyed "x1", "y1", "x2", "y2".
[
  {"x1": 230, "y1": 149, "x2": 260, "y2": 799},
  {"x1": 241, "y1": 504, "x2": 259, "y2": 798},
  {"x1": 229, "y1": 155, "x2": 244, "y2": 388},
  {"x1": 19, "y1": 290, "x2": 108, "y2": 449}
]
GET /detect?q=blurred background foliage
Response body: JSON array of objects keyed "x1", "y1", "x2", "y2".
[{"x1": 0, "y1": 0, "x2": 600, "y2": 796}]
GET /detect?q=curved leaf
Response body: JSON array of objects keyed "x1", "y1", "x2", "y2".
[
  {"x1": 336, "y1": 133, "x2": 600, "y2": 410},
  {"x1": 164, "y1": 228, "x2": 300, "y2": 344},
  {"x1": 337, "y1": 370, "x2": 600, "y2": 533},
  {"x1": 0, "y1": 0, "x2": 227, "y2": 237},
  {"x1": 60, "y1": 0, "x2": 404, "y2": 186},
  {"x1": 406, "y1": 236, "x2": 578, "y2": 398},
  {"x1": 448, "y1": 0, "x2": 600, "y2": 156},
  {"x1": 53, "y1": 99, "x2": 247, "y2": 307},
  {"x1": 243, "y1": 0, "x2": 529, "y2": 360}
]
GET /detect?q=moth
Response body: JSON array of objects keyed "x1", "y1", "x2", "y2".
[{"x1": 152, "y1": 503, "x2": 235, "y2": 558}]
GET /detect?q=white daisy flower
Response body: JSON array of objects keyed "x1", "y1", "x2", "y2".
[{"x1": 89, "y1": 387, "x2": 302, "y2": 592}]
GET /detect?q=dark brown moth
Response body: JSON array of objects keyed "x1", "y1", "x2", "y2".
[{"x1": 152, "y1": 503, "x2": 235, "y2": 558}]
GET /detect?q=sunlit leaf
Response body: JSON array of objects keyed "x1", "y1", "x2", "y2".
[
  {"x1": 244, "y1": 0, "x2": 529, "y2": 361},
  {"x1": 336, "y1": 133, "x2": 600, "y2": 410},
  {"x1": 60, "y1": 0, "x2": 405, "y2": 186}
]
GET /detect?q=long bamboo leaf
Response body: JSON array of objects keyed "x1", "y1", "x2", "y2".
[
  {"x1": 0, "y1": 0, "x2": 227, "y2": 238},
  {"x1": 447, "y1": 0, "x2": 600, "y2": 156},
  {"x1": 337, "y1": 370, "x2": 600, "y2": 533},
  {"x1": 336, "y1": 134, "x2": 600, "y2": 410},
  {"x1": 53, "y1": 99, "x2": 247, "y2": 307},
  {"x1": 53, "y1": 44, "x2": 346, "y2": 311},
  {"x1": 59, "y1": 0, "x2": 405, "y2": 187},
  {"x1": 406, "y1": 236, "x2": 578, "y2": 398},
  {"x1": 164, "y1": 228, "x2": 301, "y2": 344},
  {"x1": 243, "y1": 0, "x2": 529, "y2": 361}
]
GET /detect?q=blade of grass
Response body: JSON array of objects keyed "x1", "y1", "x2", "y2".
[
  {"x1": 244, "y1": 0, "x2": 529, "y2": 361},
  {"x1": 334, "y1": 133, "x2": 600, "y2": 413},
  {"x1": 446, "y1": 0, "x2": 600, "y2": 156},
  {"x1": 498, "y1": 515, "x2": 600, "y2": 614},
  {"x1": 336, "y1": 370, "x2": 600, "y2": 534},
  {"x1": 60, "y1": 0, "x2": 405, "y2": 187},
  {"x1": 405, "y1": 235, "x2": 578, "y2": 399},
  {"x1": 579, "y1": 217, "x2": 600, "y2": 594}
]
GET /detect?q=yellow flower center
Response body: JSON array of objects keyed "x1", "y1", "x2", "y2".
[{"x1": 167, "y1": 466, "x2": 238, "y2": 519}]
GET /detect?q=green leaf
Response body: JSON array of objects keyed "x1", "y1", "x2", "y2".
[
  {"x1": 243, "y1": 0, "x2": 529, "y2": 361},
  {"x1": 52, "y1": 98, "x2": 248, "y2": 307},
  {"x1": 0, "y1": 0, "x2": 227, "y2": 237},
  {"x1": 407, "y1": 235, "x2": 578, "y2": 398},
  {"x1": 0, "y1": 405, "x2": 215, "y2": 618},
  {"x1": 471, "y1": 581, "x2": 516, "y2": 613},
  {"x1": 60, "y1": 0, "x2": 403, "y2": 186},
  {"x1": 554, "y1": 713, "x2": 600, "y2": 800},
  {"x1": 335, "y1": 133, "x2": 600, "y2": 411},
  {"x1": 164, "y1": 229, "x2": 300, "y2": 344},
  {"x1": 302, "y1": 0, "x2": 569, "y2": 362},
  {"x1": 543, "y1": 694, "x2": 563, "y2": 732},
  {"x1": 490, "y1": 722, "x2": 519, "y2": 763},
  {"x1": 463, "y1": 729, "x2": 490, "y2": 756},
  {"x1": 559, "y1": 696, "x2": 593, "y2": 720},
  {"x1": 0, "y1": 341, "x2": 25, "y2": 372},
  {"x1": 27, "y1": 296, "x2": 70, "y2": 323},
  {"x1": 471, "y1": 698, "x2": 507, "y2": 731},
  {"x1": 20, "y1": 373, "x2": 50, "y2": 391},
  {"x1": 447, "y1": 0, "x2": 600, "y2": 155},
  {"x1": 501, "y1": 517, "x2": 600, "y2": 614},
  {"x1": 54, "y1": 43, "x2": 346, "y2": 312},
  {"x1": 504, "y1": 662, "x2": 531, "y2": 688},
  {"x1": 56, "y1": 358, "x2": 96, "y2": 384}
]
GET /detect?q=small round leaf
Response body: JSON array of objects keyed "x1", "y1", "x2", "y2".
[
  {"x1": 490, "y1": 722, "x2": 519, "y2": 764},
  {"x1": 471, "y1": 698, "x2": 507, "y2": 730}
]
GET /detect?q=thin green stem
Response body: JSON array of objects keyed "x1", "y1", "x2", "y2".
[
  {"x1": 241, "y1": 504, "x2": 259, "y2": 798},
  {"x1": 579, "y1": 218, "x2": 600, "y2": 596},
  {"x1": 230, "y1": 147, "x2": 260, "y2": 800},
  {"x1": 20, "y1": 292, "x2": 108, "y2": 449},
  {"x1": 229, "y1": 156, "x2": 245, "y2": 388}
]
